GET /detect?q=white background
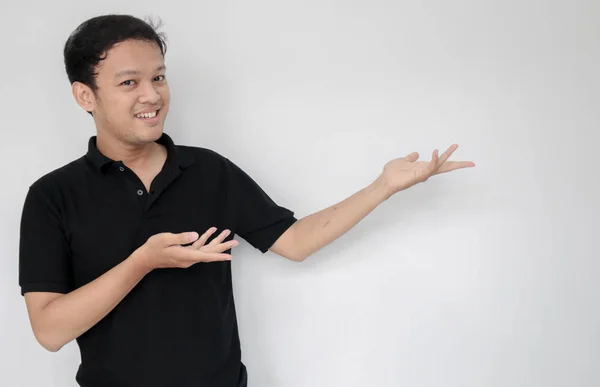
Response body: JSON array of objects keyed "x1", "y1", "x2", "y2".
[{"x1": 1, "y1": 1, "x2": 598, "y2": 386}]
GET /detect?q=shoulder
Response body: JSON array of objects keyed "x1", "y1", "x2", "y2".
[
  {"x1": 174, "y1": 145, "x2": 261, "y2": 194},
  {"x1": 175, "y1": 144, "x2": 237, "y2": 172},
  {"x1": 26, "y1": 156, "x2": 88, "y2": 201}
]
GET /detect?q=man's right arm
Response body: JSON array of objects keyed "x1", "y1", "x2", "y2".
[
  {"x1": 23, "y1": 229, "x2": 237, "y2": 352},
  {"x1": 19, "y1": 185, "x2": 236, "y2": 352},
  {"x1": 24, "y1": 249, "x2": 151, "y2": 352}
]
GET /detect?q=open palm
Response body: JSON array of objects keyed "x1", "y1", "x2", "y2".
[{"x1": 380, "y1": 144, "x2": 475, "y2": 194}]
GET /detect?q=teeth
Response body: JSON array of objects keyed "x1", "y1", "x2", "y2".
[{"x1": 136, "y1": 110, "x2": 157, "y2": 119}]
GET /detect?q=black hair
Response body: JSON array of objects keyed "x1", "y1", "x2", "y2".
[{"x1": 63, "y1": 14, "x2": 167, "y2": 103}]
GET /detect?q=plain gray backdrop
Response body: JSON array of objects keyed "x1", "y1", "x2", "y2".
[{"x1": 1, "y1": 0, "x2": 598, "y2": 386}]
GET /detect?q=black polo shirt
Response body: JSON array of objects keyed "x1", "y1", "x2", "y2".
[{"x1": 18, "y1": 132, "x2": 297, "y2": 387}]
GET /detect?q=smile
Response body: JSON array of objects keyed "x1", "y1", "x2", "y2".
[{"x1": 135, "y1": 110, "x2": 159, "y2": 119}]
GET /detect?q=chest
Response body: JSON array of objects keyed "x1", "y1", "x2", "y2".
[{"x1": 64, "y1": 175, "x2": 233, "y2": 286}]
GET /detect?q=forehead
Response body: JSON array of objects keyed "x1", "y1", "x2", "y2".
[{"x1": 96, "y1": 40, "x2": 164, "y2": 78}]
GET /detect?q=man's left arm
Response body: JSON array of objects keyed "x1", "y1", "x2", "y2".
[
  {"x1": 269, "y1": 174, "x2": 391, "y2": 261},
  {"x1": 270, "y1": 144, "x2": 475, "y2": 262}
]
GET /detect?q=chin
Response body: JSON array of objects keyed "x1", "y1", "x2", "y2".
[
  {"x1": 125, "y1": 128, "x2": 162, "y2": 145},
  {"x1": 144, "y1": 129, "x2": 164, "y2": 143},
  {"x1": 134, "y1": 122, "x2": 164, "y2": 141}
]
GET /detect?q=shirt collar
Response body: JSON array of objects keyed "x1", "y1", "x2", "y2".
[{"x1": 85, "y1": 132, "x2": 195, "y2": 173}]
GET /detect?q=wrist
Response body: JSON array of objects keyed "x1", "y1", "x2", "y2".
[
  {"x1": 130, "y1": 247, "x2": 154, "y2": 275},
  {"x1": 371, "y1": 174, "x2": 395, "y2": 202}
]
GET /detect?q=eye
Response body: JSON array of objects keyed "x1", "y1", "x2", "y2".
[
  {"x1": 121, "y1": 80, "x2": 136, "y2": 86},
  {"x1": 154, "y1": 75, "x2": 166, "y2": 82}
]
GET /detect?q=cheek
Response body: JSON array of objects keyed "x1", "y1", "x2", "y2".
[
  {"x1": 113, "y1": 98, "x2": 135, "y2": 120},
  {"x1": 101, "y1": 96, "x2": 131, "y2": 116},
  {"x1": 161, "y1": 90, "x2": 170, "y2": 105},
  {"x1": 160, "y1": 95, "x2": 170, "y2": 115}
]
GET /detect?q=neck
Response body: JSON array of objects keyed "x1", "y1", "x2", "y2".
[{"x1": 96, "y1": 130, "x2": 165, "y2": 171}]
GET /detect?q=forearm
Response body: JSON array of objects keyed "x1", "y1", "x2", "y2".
[
  {"x1": 292, "y1": 175, "x2": 392, "y2": 259},
  {"x1": 34, "y1": 251, "x2": 151, "y2": 351}
]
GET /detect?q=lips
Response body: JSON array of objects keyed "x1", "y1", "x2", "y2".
[
  {"x1": 135, "y1": 109, "x2": 161, "y2": 124},
  {"x1": 135, "y1": 109, "x2": 159, "y2": 119}
]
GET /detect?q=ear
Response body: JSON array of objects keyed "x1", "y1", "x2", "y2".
[{"x1": 71, "y1": 81, "x2": 96, "y2": 114}]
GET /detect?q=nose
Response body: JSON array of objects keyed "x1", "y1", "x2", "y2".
[{"x1": 138, "y1": 81, "x2": 161, "y2": 105}]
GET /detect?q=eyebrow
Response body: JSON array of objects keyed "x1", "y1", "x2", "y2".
[{"x1": 115, "y1": 65, "x2": 166, "y2": 79}]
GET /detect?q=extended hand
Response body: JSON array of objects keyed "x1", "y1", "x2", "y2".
[
  {"x1": 189, "y1": 227, "x2": 237, "y2": 253},
  {"x1": 137, "y1": 227, "x2": 238, "y2": 272},
  {"x1": 379, "y1": 144, "x2": 475, "y2": 196}
]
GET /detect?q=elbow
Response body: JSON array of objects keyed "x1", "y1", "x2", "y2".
[
  {"x1": 39, "y1": 337, "x2": 64, "y2": 353},
  {"x1": 43, "y1": 344, "x2": 63, "y2": 353},
  {"x1": 292, "y1": 244, "x2": 317, "y2": 262},
  {"x1": 25, "y1": 294, "x2": 69, "y2": 353},
  {"x1": 34, "y1": 330, "x2": 64, "y2": 353},
  {"x1": 291, "y1": 251, "x2": 310, "y2": 262}
]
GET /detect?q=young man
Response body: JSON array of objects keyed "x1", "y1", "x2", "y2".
[{"x1": 18, "y1": 14, "x2": 474, "y2": 387}]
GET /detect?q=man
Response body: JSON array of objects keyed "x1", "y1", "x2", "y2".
[{"x1": 18, "y1": 14, "x2": 474, "y2": 387}]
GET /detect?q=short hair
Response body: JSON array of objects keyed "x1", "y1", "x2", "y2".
[{"x1": 63, "y1": 14, "x2": 167, "y2": 95}]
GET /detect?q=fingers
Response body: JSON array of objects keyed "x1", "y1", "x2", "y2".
[
  {"x1": 204, "y1": 239, "x2": 239, "y2": 253},
  {"x1": 197, "y1": 252, "x2": 233, "y2": 262},
  {"x1": 180, "y1": 248, "x2": 233, "y2": 263},
  {"x1": 165, "y1": 227, "x2": 235, "y2": 251},
  {"x1": 165, "y1": 232, "x2": 199, "y2": 246},
  {"x1": 191, "y1": 227, "x2": 233, "y2": 249},
  {"x1": 190, "y1": 227, "x2": 239, "y2": 257},
  {"x1": 207, "y1": 229, "x2": 231, "y2": 246},
  {"x1": 429, "y1": 144, "x2": 468, "y2": 176},
  {"x1": 404, "y1": 152, "x2": 419, "y2": 162},
  {"x1": 434, "y1": 160, "x2": 476, "y2": 175},
  {"x1": 200, "y1": 241, "x2": 237, "y2": 261},
  {"x1": 428, "y1": 149, "x2": 439, "y2": 175},
  {"x1": 192, "y1": 227, "x2": 218, "y2": 249},
  {"x1": 437, "y1": 144, "x2": 457, "y2": 166}
]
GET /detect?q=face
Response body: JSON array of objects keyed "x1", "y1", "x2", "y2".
[{"x1": 75, "y1": 39, "x2": 170, "y2": 146}]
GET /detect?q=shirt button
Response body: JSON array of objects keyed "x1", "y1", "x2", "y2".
[
  {"x1": 137, "y1": 189, "x2": 144, "y2": 196},
  {"x1": 119, "y1": 166, "x2": 125, "y2": 172}
]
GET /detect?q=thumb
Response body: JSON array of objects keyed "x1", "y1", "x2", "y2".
[
  {"x1": 404, "y1": 152, "x2": 419, "y2": 162},
  {"x1": 173, "y1": 232, "x2": 199, "y2": 245}
]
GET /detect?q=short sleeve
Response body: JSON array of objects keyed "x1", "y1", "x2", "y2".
[
  {"x1": 225, "y1": 158, "x2": 297, "y2": 253},
  {"x1": 19, "y1": 186, "x2": 74, "y2": 295}
]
